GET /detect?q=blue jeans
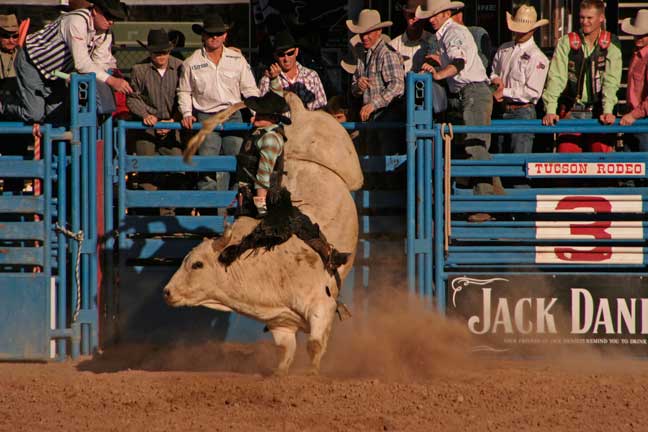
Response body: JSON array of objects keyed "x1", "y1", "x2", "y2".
[
  {"x1": 3, "y1": 49, "x2": 65, "y2": 123},
  {"x1": 497, "y1": 105, "x2": 535, "y2": 153},
  {"x1": 460, "y1": 82, "x2": 493, "y2": 150},
  {"x1": 195, "y1": 110, "x2": 244, "y2": 191}
]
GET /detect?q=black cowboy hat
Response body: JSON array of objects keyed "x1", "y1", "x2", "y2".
[
  {"x1": 244, "y1": 92, "x2": 291, "y2": 125},
  {"x1": 273, "y1": 30, "x2": 297, "y2": 53},
  {"x1": 137, "y1": 29, "x2": 173, "y2": 52},
  {"x1": 192, "y1": 14, "x2": 230, "y2": 35},
  {"x1": 90, "y1": 0, "x2": 127, "y2": 21}
]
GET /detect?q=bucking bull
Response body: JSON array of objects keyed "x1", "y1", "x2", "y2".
[{"x1": 163, "y1": 93, "x2": 363, "y2": 374}]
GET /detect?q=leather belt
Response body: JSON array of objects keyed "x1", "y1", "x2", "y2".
[{"x1": 504, "y1": 102, "x2": 533, "y2": 112}]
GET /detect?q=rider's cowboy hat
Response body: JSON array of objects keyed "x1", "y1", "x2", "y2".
[
  {"x1": 506, "y1": 5, "x2": 549, "y2": 33},
  {"x1": 414, "y1": 0, "x2": 464, "y2": 20},
  {"x1": 346, "y1": 9, "x2": 392, "y2": 34},
  {"x1": 621, "y1": 9, "x2": 648, "y2": 36},
  {"x1": 90, "y1": 0, "x2": 127, "y2": 21},
  {"x1": 192, "y1": 14, "x2": 230, "y2": 35},
  {"x1": 137, "y1": 29, "x2": 174, "y2": 52},
  {"x1": 0, "y1": 14, "x2": 18, "y2": 33},
  {"x1": 244, "y1": 91, "x2": 292, "y2": 125}
]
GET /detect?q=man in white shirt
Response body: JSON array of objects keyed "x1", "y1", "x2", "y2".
[
  {"x1": 178, "y1": 14, "x2": 260, "y2": 191},
  {"x1": 417, "y1": 0, "x2": 492, "y2": 153},
  {"x1": 491, "y1": 5, "x2": 549, "y2": 153}
]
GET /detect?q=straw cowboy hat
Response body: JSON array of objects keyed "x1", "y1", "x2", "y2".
[
  {"x1": 621, "y1": 9, "x2": 648, "y2": 36},
  {"x1": 346, "y1": 9, "x2": 392, "y2": 34},
  {"x1": 414, "y1": 0, "x2": 464, "y2": 20},
  {"x1": 0, "y1": 14, "x2": 18, "y2": 33},
  {"x1": 506, "y1": 5, "x2": 549, "y2": 33}
]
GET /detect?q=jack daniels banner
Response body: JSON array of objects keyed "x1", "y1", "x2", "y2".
[{"x1": 447, "y1": 275, "x2": 648, "y2": 353}]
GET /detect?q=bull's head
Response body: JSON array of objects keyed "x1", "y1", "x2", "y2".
[{"x1": 163, "y1": 227, "x2": 232, "y2": 309}]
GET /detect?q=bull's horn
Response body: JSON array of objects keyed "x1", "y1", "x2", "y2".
[
  {"x1": 183, "y1": 102, "x2": 246, "y2": 164},
  {"x1": 284, "y1": 92, "x2": 306, "y2": 120},
  {"x1": 211, "y1": 225, "x2": 233, "y2": 253}
]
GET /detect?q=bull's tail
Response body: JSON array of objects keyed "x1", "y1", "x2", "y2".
[{"x1": 183, "y1": 102, "x2": 246, "y2": 164}]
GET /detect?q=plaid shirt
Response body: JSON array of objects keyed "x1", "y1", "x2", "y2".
[
  {"x1": 352, "y1": 39, "x2": 405, "y2": 110},
  {"x1": 259, "y1": 62, "x2": 327, "y2": 110}
]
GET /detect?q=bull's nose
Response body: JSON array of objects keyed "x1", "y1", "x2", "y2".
[{"x1": 163, "y1": 287, "x2": 171, "y2": 300}]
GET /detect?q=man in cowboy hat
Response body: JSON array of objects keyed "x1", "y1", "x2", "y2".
[
  {"x1": 542, "y1": 0, "x2": 622, "y2": 153},
  {"x1": 128, "y1": 29, "x2": 184, "y2": 156},
  {"x1": 347, "y1": 9, "x2": 405, "y2": 154},
  {"x1": 0, "y1": 14, "x2": 19, "y2": 83},
  {"x1": 238, "y1": 91, "x2": 291, "y2": 216},
  {"x1": 178, "y1": 13, "x2": 259, "y2": 192},
  {"x1": 491, "y1": 5, "x2": 549, "y2": 155},
  {"x1": 390, "y1": 0, "x2": 435, "y2": 73},
  {"x1": 0, "y1": 0, "x2": 132, "y2": 123},
  {"x1": 259, "y1": 30, "x2": 327, "y2": 111},
  {"x1": 620, "y1": 9, "x2": 648, "y2": 153}
]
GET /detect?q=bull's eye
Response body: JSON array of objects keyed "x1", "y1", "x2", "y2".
[{"x1": 191, "y1": 261, "x2": 204, "y2": 270}]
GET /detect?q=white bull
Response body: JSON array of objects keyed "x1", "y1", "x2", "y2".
[{"x1": 164, "y1": 93, "x2": 363, "y2": 374}]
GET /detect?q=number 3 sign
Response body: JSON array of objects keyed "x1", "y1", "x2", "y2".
[{"x1": 535, "y1": 195, "x2": 644, "y2": 264}]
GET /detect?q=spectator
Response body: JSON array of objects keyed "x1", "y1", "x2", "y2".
[
  {"x1": 0, "y1": 14, "x2": 19, "y2": 97},
  {"x1": 620, "y1": 9, "x2": 648, "y2": 152},
  {"x1": 450, "y1": 5, "x2": 491, "y2": 69},
  {"x1": 0, "y1": 0, "x2": 132, "y2": 123},
  {"x1": 417, "y1": 0, "x2": 492, "y2": 152},
  {"x1": 347, "y1": 9, "x2": 405, "y2": 154},
  {"x1": 417, "y1": 0, "x2": 499, "y2": 221},
  {"x1": 178, "y1": 13, "x2": 259, "y2": 192},
  {"x1": 390, "y1": 0, "x2": 434, "y2": 72},
  {"x1": 491, "y1": 5, "x2": 549, "y2": 154},
  {"x1": 542, "y1": 0, "x2": 622, "y2": 153},
  {"x1": 259, "y1": 30, "x2": 327, "y2": 111},
  {"x1": 127, "y1": 29, "x2": 184, "y2": 158}
]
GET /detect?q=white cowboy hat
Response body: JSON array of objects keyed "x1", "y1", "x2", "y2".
[
  {"x1": 414, "y1": 0, "x2": 464, "y2": 20},
  {"x1": 506, "y1": 5, "x2": 549, "y2": 33},
  {"x1": 621, "y1": 9, "x2": 648, "y2": 36},
  {"x1": 346, "y1": 9, "x2": 392, "y2": 34}
]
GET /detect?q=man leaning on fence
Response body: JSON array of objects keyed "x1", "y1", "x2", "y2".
[
  {"x1": 0, "y1": 0, "x2": 132, "y2": 124},
  {"x1": 347, "y1": 9, "x2": 405, "y2": 155},
  {"x1": 491, "y1": 5, "x2": 549, "y2": 154},
  {"x1": 127, "y1": 29, "x2": 184, "y2": 198},
  {"x1": 0, "y1": 14, "x2": 19, "y2": 100},
  {"x1": 258, "y1": 30, "x2": 327, "y2": 111},
  {"x1": 620, "y1": 9, "x2": 648, "y2": 153},
  {"x1": 541, "y1": 0, "x2": 622, "y2": 153},
  {"x1": 178, "y1": 13, "x2": 260, "y2": 192}
]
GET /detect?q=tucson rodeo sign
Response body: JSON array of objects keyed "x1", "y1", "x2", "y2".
[{"x1": 449, "y1": 276, "x2": 648, "y2": 352}]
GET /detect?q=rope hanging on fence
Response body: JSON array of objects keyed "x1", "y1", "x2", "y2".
[
  {"x1": 55, "y1": 223, "x2": 84, "y2": 323},
  {"x1": 440, "y1": 123, "x2": 454, "y2": 256}
]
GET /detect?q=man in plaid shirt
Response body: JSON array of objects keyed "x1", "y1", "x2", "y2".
[
  {"x1": 259, "y1": 31, "x2": 326, "y2": 111},
  {"x1": 347, "y1": 9, "x2": 405, "y2": 154}
]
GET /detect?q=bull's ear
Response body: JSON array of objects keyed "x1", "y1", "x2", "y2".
[{"x1": 211, "y1": 226, "x2": 233, "y2": 253}]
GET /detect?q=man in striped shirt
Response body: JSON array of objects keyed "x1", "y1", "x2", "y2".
[
  {"x1": 258, "y1": 31, "x2": 327, "y2": 111},
  {"x1": 347, "y1": 9, "x2": 405, "y2": 154},
  {"x1": 1, "y1": 0, "x2": 132, "y2": 123}
]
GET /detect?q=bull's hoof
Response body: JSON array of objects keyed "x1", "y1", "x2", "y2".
[
  {"x1": 272, "y1": 367, "x2": 289, "y2": 377},
  {"x1": 306, "y1": 366, "x2": 320, "y2": 376}
]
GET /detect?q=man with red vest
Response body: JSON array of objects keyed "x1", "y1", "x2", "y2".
[{"x1": 542, "y1": 0, "x2": 622, "y2": 152}]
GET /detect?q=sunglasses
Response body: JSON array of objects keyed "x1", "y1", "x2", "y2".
[
  {"x1": 205, "y1": 31, "x2": 226, "y2": 38},
  {"x1": 0, "y1": 33, "x2": 19, "y2": 39},
  {"x1": 275, "y1": 48, "x2": 297, "y2": 58}
]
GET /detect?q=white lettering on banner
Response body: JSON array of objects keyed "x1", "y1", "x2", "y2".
[
  {"x1": 571, "y1": 289, "x2": 648, "y2": 334},
  {"x1": 467, "y1": 288, "x2": 558, "y2": 334},
  {"x1": 535, "y1": 195, "x2": 644, "y2": 264},
  {"x1": 528, "y1": 162, "x2": 645, "y2": 177}
]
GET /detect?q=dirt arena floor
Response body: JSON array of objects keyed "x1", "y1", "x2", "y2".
[{"x1": 1, "y1": 291, "x2": 648, "y2": 431}]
